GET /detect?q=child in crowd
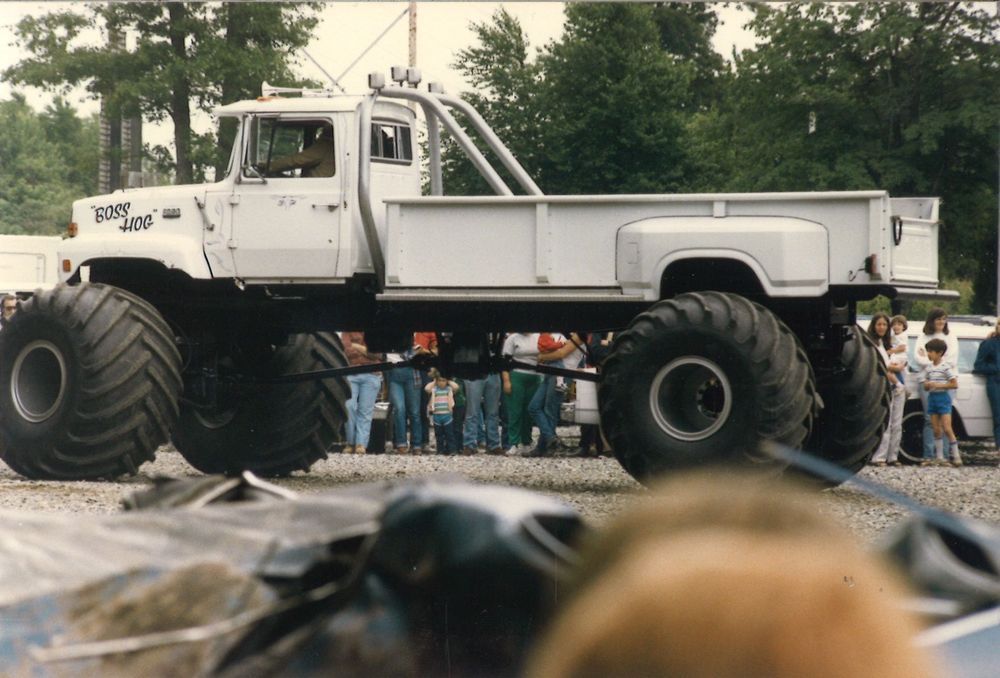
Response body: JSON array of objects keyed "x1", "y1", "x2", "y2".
[
  {"x1": 889, "y1": 315, "x2": 909, "y2": 364},
  {"x1": 425, "y1": 371, "x2": 460, "y2": 454},
  {"x1": 918, "y1": 338, "x2": 961, "y2": 467}
]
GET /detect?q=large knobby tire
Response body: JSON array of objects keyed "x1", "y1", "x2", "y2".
[
  {"x1": 599, "y1": 292, "x2": 816, "y2": 483},
  {"x1": 898, "y1": 401, "x2": 925, "y2": 464},
  {"x1": 802, "y1": 326, "x2": 889, "y2": 472},
  {"x1": 0, "y1": 283, "x2": 182, "y2": 479},
  {"x1": 172, "y1": 332, "x2": 349, "y2": 476}
]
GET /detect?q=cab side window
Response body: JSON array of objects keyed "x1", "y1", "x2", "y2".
[{"x1": 370, "y1": 121, "x2": 412, "y2": 164}]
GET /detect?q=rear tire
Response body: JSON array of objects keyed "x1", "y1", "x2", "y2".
[
  {"x1": 899, "y1": 402, "x2": 925, "y2": 464},
  {"x1": 0, "y1": 283, "x2": 181, "y2": 479},
  {"x1": 173, "y1": 332, "x2": 349, "y2": 476},
  {"x1": 802, "y1": 326, "x2": 889, "y2": 472},
  {"x1": 599, "y1": 292, "x2": 816, "y2": 483}
]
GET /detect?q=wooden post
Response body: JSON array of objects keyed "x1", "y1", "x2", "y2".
[{"x1": 408, "y1": 1, "x2": 417, "y2": 69}]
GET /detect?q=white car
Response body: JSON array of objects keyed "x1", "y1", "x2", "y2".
[{"x1": 899, "y1": 319, "x2": 996, "y2": 462}]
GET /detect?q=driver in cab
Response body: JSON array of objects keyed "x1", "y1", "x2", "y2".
[{"x1": 268, "y1": 124, "x2": 334, "y2": 178}]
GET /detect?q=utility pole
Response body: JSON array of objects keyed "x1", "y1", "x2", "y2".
[
  {"x1": 98, "y1": 28, "x2": 124, "y2": 194},
  {"x1": 408, "y1": 2, "x2": 417, "y2": 70},
  {"x1": 99, "y1": 26, "x2": 143, "y2": 193}
]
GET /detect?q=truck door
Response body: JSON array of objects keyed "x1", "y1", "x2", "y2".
[{"x1": 228, "y1": 115, "x2": 342, "y2": 280}]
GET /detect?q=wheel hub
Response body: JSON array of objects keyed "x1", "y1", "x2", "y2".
[
  {"x1": 12, "y1": 340, "x2": 68, "y2": 423},
  {"x1": 192, "y1": 406, "x2": 238, "y2": 430},
  {"x1": 649, "y1": 357, "x2": 732, "y2": 442}
]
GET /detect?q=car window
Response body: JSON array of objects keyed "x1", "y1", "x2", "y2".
[
  {"x1": 906, "y1": 334, "x2": 983, "y2": 374},
  {"x1": 958, "y1": 339, "x2": 982, "y2": 373},
  {"x1": 370, "y1": 121, "x2": 413, "y2": 164}
]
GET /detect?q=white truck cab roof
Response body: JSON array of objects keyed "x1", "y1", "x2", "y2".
[{"x1": 214, "y1": 95, "x2": 413, "y2": 120}]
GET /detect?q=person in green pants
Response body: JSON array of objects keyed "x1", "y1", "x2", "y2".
[{"x1": 501, "y1": 333, "x2": 542, "y2": 455}]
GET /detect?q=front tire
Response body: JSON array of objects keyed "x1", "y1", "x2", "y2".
[
  {"x1": 599, "y1": 292, "x2": 816, "y2": 483},
  {"x1": 0, "y1": 283, "x2": 182, "y2": 479},
  {"x1": 172, "y1": 332, "x2": 349, "y2": 476}
]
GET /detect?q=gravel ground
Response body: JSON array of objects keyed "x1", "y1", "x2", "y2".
[{"x1": 0, "y1": 430, "x2": 996, "y2": 546}]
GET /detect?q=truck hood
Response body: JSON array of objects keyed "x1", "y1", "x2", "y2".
[{"x1": 71, "y1": 184, "x2": 214, "y2": 240}]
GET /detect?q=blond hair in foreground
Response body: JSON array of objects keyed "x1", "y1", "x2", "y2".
[{"x1": 527, "y1": 471, "x2": 940, "y2": 678}]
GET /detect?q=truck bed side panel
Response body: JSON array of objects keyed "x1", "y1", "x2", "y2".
[{"x1": 382, "y1": 192, "x2": 901, "y2": 296}]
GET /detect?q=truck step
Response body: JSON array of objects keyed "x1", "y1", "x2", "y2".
[{"x1": 376, "y1": 288, "x2": 645, "y2": 303}]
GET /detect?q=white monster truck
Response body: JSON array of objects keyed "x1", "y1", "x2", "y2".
[{"x1": 0, "y1": 68, "x2": 955, "y2": 482}]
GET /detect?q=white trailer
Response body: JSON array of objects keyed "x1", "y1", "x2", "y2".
[
  {"x1": 0, "y1": 235, "x2": 62, "y2": 295},
  {"x1": 0, "y1": 69, "x2": 955, "y2": 482}
]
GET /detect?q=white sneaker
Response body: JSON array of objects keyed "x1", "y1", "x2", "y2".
[
  {"x1": 505, "y1": 445, "x2": 520, "y2": 456},
  {"x1": 950, "y1": 447, "x2": 963, "y2": 467}
]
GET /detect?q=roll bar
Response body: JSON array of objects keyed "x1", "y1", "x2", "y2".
[{"x1": 357, "y1": 79, "x2": 544, "y2": 289}]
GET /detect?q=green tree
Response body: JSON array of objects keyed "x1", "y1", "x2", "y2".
[
  {"x1": 0, "y1": 95, "x2": 96, "y2": 235},
  {"x1": 690, "y1": 3, "x2": 999, "y2": 309},
  {"x1": 40, "y1": 97, "x2": 100, "y2": 198},
  {"x1": 444, "y1": 4, "x2": 723, "y2": 196},
  {"x1": 534, "y1": 3, "x2": 695, "y2": 194},
  {"x1": 4, "y1": 2, "x2": 321, "y2": 184},
  {"x1": 442, "y1": 8, "x2": 544, "y2": 195},
  {"x1": 651, "y1": 2, "x2": 726, "y2": 110}
]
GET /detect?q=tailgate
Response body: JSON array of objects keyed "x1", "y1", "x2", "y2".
[{"x1": 890, "y1": 198, "x2": 940, "y2": 285}]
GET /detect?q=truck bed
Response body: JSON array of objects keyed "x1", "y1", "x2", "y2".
[{"x1": 380, "y1": 192, "x2": 940, "y2": 301}]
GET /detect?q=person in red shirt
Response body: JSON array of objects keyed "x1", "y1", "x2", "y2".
[
  {"x1": 526, "y1": 333, "x2": 584, "y2": 457},
  {"x1": 412, "y1": 332, "x2": 438, "y2": 451}
]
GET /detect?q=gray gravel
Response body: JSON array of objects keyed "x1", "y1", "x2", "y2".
[{"x1": 1, "y1": 435, "x2": 997, "y2": 546}]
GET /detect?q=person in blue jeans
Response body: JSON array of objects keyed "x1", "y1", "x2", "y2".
[
  {"x1": 345, "y1": 372, "x2": 382, "y2": 454},
  {"x1": 526, "y1": 333, "x2": 585, "y2": 457},
  {"x1": 973, "y1": 318, "x2": 1000, "y2": 458},
  {"x1": 341, "y1": 331, "x2": 384, "y2": 454},
  {"x1": 463, "y1": 373, "x2": 502, "y2": 454},
  {"x1": 386, "y1": 355, "x2": 422, "y2": 453}
]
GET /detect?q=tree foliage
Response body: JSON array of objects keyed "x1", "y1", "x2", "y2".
[
  {"x1": 0, "y1": 95, "x2": 98, "y2": 235},
  {"x1": 440, "y1": 8, "x2": 544, "y2": 195},
  {"x1": 535, "y1": 3, "x2": 696, "y2": 194},
  {"x1": 444, "y1": 3, "x2": 717, "y2": 195},
  {"x1": 689, "y1": 3, "x2": 999, "y2": 307},
  {"x1": 4, "y1": 2, "x2": 321, "y2": 183}
]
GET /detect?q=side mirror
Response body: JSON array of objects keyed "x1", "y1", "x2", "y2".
[{"x1": 241, "y1": 163, "x2": 267, "y2": 184}]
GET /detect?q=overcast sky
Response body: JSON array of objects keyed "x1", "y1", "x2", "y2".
[{"x1": 0, "y1": 2, "x2": 757, "y2": 148}]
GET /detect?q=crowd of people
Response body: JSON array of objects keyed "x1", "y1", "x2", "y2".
[
  {"x1": 339, "y1": 305, "x2": 1000, "y2": 465},
  {"x1": 871, "y1": 305, "x2": 1000, "y2": 468},
  {"x1": 868, "y1": 308, "x2": 966, "y2": 466},
  {"x1": 338, "y1": 331, "x2": 611, "y2": 458}
]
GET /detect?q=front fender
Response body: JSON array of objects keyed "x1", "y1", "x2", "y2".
[{"x1": 59, "y1": 233, "x2": 212, "y2": 283}]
